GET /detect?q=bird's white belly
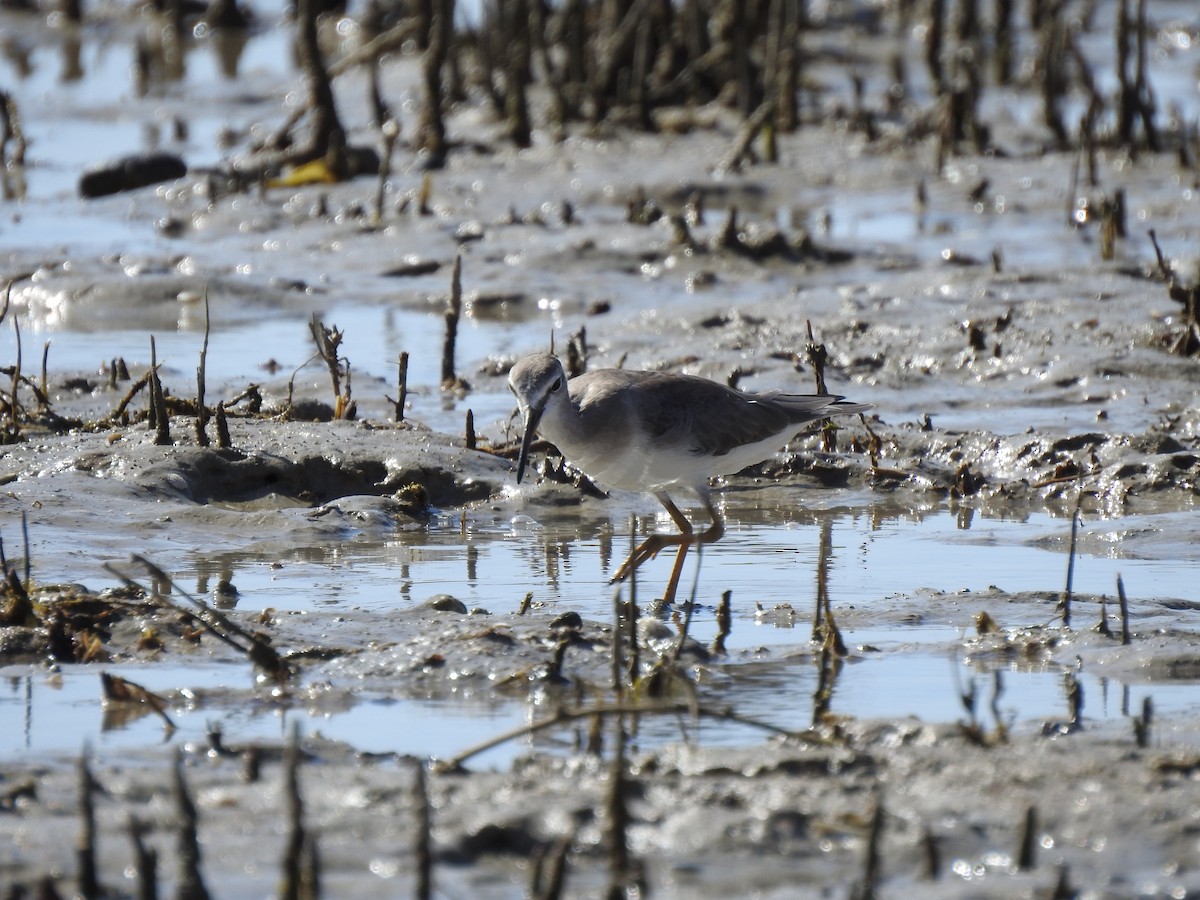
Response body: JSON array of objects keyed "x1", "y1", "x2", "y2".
[
  {"x1": 558, "y1": 430, "x2": 787, "y2": 494},
  {"x1": 570, "y1": 441, "x2": 682, "y2": 493}
]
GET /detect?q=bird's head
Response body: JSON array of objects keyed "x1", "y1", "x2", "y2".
[{"x1": 508, "y1": 353, "x2": 568, "y2": 484}]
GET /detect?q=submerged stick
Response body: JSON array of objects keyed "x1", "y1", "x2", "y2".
[
  {"x1": 1096, "y1": 593, "x2": 1112, "y2": 636},
  {"x1": 989, "y1": 670, "x2": 1007, "y2": 739},
  {"x1": 813, "y1": 640, "x2": 836, "y2": 723},
  {"x1": 711, "y1": 589, "x2": 732, "y2": 655},
  {"x1": 434, "y1": 701, "x2": 799, "y2": 773},
  {"x1": 1066, "y1": 671, "x2": 1083, "y2": 730}
]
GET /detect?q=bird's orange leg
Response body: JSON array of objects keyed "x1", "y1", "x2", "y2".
[{"x1": 611, "y1": 493, "x2": 725, "y2": 605}]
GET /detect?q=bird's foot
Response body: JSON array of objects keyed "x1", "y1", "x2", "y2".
[{"x1": 609, "y1": 533, "x2": 686, "y2": 584}]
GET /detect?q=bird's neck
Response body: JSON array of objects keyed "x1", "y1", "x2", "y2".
[{"x1": 539, "y1": 396, "x2": 588, "y2": 458}]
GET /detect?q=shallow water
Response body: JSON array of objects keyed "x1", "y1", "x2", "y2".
[
  {"x1": 155, "y1": 496, "x2": 1196, "y2": 629},
  {"x1": 5, "y1": 498, "x2": 1197, "y2": 766},
  {"x1": 3, "y1": 649, "x2": 1192, "y2": 766},
  {"x1": 3, "y1": 0, "x2": 1200, "y2": 782}
]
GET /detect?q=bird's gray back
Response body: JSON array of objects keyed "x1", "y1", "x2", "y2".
[{"x1": 571, "y1": 369, "x2": 854, "y2": 459}]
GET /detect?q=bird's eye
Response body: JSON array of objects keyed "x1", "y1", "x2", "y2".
[{"x1": 550, "y1": 377, "x2": 562, "y2": 392}]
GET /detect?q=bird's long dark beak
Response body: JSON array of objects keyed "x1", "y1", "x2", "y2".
[{"x1": 515, "y1": 405, "x2": 543, "y2": 484}]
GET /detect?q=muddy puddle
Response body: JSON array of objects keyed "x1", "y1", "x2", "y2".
[{"x1": 3, "y1": 0, "x2": 1200, "y2": 896}]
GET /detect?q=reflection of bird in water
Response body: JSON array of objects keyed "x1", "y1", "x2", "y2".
[{"x1": 509, "y1": 353, "x2": 870, "y2": 604}]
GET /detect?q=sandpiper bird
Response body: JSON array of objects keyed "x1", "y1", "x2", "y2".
[{"x1": 508, "y1": 352, "x2": 871, "y2": 604}]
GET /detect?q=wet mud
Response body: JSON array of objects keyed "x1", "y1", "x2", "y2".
[{"x1": 2, "y1": 0, "x2": 1200, "y2": 896}]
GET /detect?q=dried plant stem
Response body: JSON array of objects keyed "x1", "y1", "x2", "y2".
[
  {"x1": 99, "y1": 366, "x2": 155, "y2": 426},
  {"x1": 1117, "y1": 574, "x2": 1131, "y2": 644},
  {"x1": 626, "y1": 515, "x2": 640, "y2": 685},
  {"x1": 435, "y1": 701, "x2": 798, "y2": 773},
  {"x1": 531, "y1": 836, "x2": 571, "y2": 900},
  {"x1": 150, "y1": 336, "x2": 171, "y2": 446},
  {"x1": 413, "y1": 761, "x2": 432, "y2": 900},
  {"x1": 5, "y1": 310, "x2": 21, "y2": 441},
  {"x1": 805, "y1": 320, "x2": 835, "y2": 451},
  {"x1": 129, "y1": 814, "x2": 158, "y2": 900},
  {"x1": 215, "y1": 403, "x2": 231, "y2": 448},
  {"x1": 373, "y1": 119, "x2": 399, "y2": 223},
  {"x1": 173, "y1": 751, "x2": 211, "y2": 900},
  {"x1": 20, "y1": 509, "x2": 30, "y2": 591},
  {"x1": 39, "y1": 340, "x2": 48, "y2": 410},
  {"x1": 611, "y1": 586, "x2": 625, "y2": 695},
  {"x1": 605, "y1": 721, "x2": 633, "y2": 897},
  {"x1": 393, "y1": 351, "x2": 409, "y2": 421},
  {"x1": 851, "y1": 797, "x2": 884, "y2": 900},
  {"x1": 295, "y1": 0, "x2": 348, "y2": 178},
  {"x1": 104, "y1": 556, "x2": 288, "y2": 681},
  {"x1": 441, "y1": 254, "x2": 462, "y2": 388},
  {"x1": 1134, "y1": 695, "x2": 1152, "y2": 747},
  {"x1": 1059, "y1": 486, "x2": 1084, "y2": 627},
  {"x1": 77, "y1": 751, "x2": 99, "y2": 900},
  {"x1": 278, "y1": 725, "x2": 307, "y2": 900},
  {"x1": 716, "y1": 101, "x2": 772, "y2": 174},
  {"x1": 195, "y1": 292, "x2": 210, "y2": 447},
  {"x1": 417, "y1": 0, "x2": 451, "y2": 166},
  {"x1": 1017, "y1": 804, "x2": 1038, "y2": 871}
]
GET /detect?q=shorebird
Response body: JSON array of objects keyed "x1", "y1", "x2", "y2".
[{"x1": 508, "y1": 352, "x2": 870, "y2": 604}]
